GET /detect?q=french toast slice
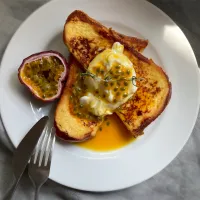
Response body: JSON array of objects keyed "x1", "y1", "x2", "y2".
[
  {"x1": 64, "y1": 10, "x2": 148, "y2": 68},
  {"x1": 55, "y1": 56, "x2": 102, "y2": 141},
  {"x1": 55, "y1": 12, "x2": 149, "y2": 141},
  {"x1": 63, "y1": 10, "x2": 171, "y2": 138}
]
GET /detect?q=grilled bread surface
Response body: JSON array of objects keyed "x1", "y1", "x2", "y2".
[{"x1": 62, "y1": 10, "x2": 171, "y2": 138}]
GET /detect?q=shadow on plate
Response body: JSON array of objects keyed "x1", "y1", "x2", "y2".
[{"x1": 45, "y1": 30, "x2": 70, "y2": 58}]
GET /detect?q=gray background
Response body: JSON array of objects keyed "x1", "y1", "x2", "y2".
[{"x1": 0, "y1": 0, "x2": 200, "y2": 199}]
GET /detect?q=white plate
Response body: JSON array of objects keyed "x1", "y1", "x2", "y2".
[{"x1": 0, "y1": 0, "x2": 200, "y2": 192}]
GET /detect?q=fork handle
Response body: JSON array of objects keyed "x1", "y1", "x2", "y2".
[
  {"x1": 34, "y1": 186, "x2": 41, "y2": 200},
  {"x1": 3, "y1": 178, "x2": 20, "y2": 200}
]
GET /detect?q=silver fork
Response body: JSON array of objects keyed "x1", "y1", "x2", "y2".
[{"x1": 28, "y1": 124, "x2": 55, "y2": 200}]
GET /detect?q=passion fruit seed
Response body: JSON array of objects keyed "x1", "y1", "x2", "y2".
[
  {"x1": 123, "y1": 93, "x2": 128, "y2": 98},
  {"x1": 116, "y1": 92, "x2": 120, "y2": 96},
  {"x1": 19, "y1": 52, "x2": 67, "y2": 101},
  {"x1": 110, "y1": 82, "x2": 114, "y2": 86},
  {"x1": 114, "y1": 87, "x2": 118, "y2": 92},
  {"x1": 69, "y1": 73, "x2": 100, "y2": 121},
  {"x1": 96, "y1": 68, "x2": 100, "y2": 73},
  {"x1": 100, "y1": 70, "x2": 104, "y2": 74},
  {"x1": 104, "y1": 82, "x2": 108, "y2": 87},
  {"x1": 124, "y1": 81, "x2": 128, "y2": 86},
  {"x1": 117, "y1": 82, "x2": 121, "y2": 86},
  {"x1": 116, "y1": 70, "x2": 121, "y2": 74}
]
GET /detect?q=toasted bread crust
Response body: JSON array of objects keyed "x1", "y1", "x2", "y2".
[
  {"x1": 64, "y1": 10, "x2": 148, "y2": 67},
  {"x1": 63, "y1": 10, "x2": 171, "y2": 137},
  {"x1": 65, "y1": 10, "x2": 148, "y2": 52},
  {"x1": 55, "y1": 122, "x2": 92, "y2": 142}
]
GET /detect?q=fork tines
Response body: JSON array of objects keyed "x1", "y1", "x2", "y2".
[{"x1": 31, "y1": 126, "x2": 55, "y2": 167}]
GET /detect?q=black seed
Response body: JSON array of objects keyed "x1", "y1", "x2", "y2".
[
  {"x1": 115, "y1": 66, "x2": 120, "y2": 69},
  {"x1": 117, "y1": 82, "x2": 121, "y2": 86},
  {"x1": 104, "y1": 82, "x2": 108, "y2": 87},
  {"x1": 124, "y1": 81, "x2": 128, "y2": 86},
  {"x1": 123, "y1": 93, "x2": 128, "y2": 97},
  {"x1": 116, "y1": 70, "x2": 121, "y2": 74}
]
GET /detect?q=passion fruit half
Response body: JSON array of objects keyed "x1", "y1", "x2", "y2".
[{"x1": 18, "y1": 51, "x2": 68, "y2": 101}]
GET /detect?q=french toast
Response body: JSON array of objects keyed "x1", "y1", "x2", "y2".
[
  {"x1": 55, "y1": 12, "x2": 149, "y2": 141},
  {"x1": 55, "y1": 56, "x2": 102, "y2": 141},
  {"x1": 64, "y1": 10, "x2": 148, "y2": 68},
  {"x1": 61, "y1": 10, "x2": 171, "y2": 138}
]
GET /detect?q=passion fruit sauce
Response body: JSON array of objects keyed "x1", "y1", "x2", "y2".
[
  {"x1": 69, "y1": 65, "x2": 135, "y2": 121},
  {"x1": 69, "y1": 73, "x2": 102, "y2": 121},
  {"x1": 89, "y1": 64, "x2": 134, "y2": 102},
  {"x1": 22, "y1": 56, "x2": 64, "y2": 99}
]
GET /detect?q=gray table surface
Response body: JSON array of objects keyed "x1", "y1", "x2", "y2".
[{"x1": 0, "y1": 0, "x2": 200, "y2": 199}]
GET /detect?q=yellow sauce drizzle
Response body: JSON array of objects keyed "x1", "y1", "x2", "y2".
[{"x1": 77, "y1": 114, "x2": 135, "y2": 151}]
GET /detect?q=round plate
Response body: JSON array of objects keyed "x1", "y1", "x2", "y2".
[{"x1": 0, "y1": 0, "x2": 200, "y2": 192}]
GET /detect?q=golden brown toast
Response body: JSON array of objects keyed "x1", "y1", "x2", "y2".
[
  {"x1": 64, "y1": 10, "x2": 148, "y2": 67},
  {"x1": 63, "y1": 10, "x2": 171, "y2": 138},
  {"x1": 55, "y1": 56, "x2": 102, "y2": 141},
  {"x1": 55, "y1": 11, "x2": 149, "y2": 141}
]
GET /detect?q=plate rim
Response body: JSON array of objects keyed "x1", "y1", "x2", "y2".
[{"x1": 0, "y1": 0, "x2": 200, "y2": 192}]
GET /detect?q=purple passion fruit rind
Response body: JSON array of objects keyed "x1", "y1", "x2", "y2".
[{"x1": 18, "y1": 51, "x2": 68, "y2": 102}]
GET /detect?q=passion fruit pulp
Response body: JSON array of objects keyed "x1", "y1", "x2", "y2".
[{"x1": 18, "y1": 51, "x2": 68, "y2": 101}]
